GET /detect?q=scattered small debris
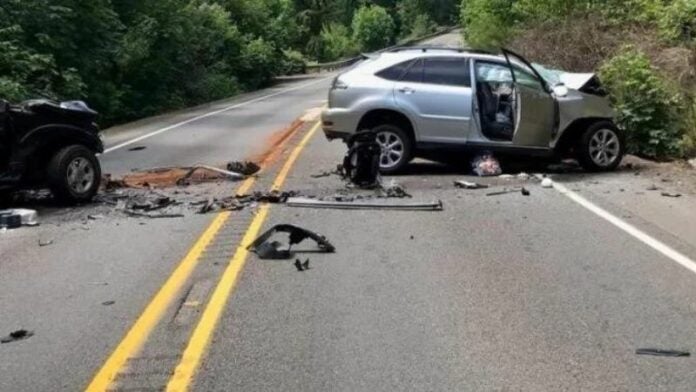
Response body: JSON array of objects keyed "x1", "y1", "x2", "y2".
[
  {"x1": 90, "y1": 282, "x2": 109, "y2": 286},
  {"x1": 454, "y1": 180, "x2": 488, "y2": 189},
  {"x1": 380, "y1": 180, "x2": 411, "y2": 198},
  {"x1": 521, "y1": 187, "x2": 530, "y2": 196},
  {"x1": 1, "y1": 329, "x2": 34, "y2": 344},
  {"x1": 87, "y1": 214, "x2": 105, "y2": 220},
  {"x1": 226, "y1": 161, "x2": 260, "y2": 176},
  {"x1": 101, "y1": 300, "x2": 116, "y2": 306},
  {"x1": 286, "y1": 197, "x2": 443, "y2": 211},
  {"x1": 636, "y1": 348, "x2": 690, "y2": 357},
  {"x1": 248, "y1": 224, "x2": 335, "y2": 260},
  {"x1": 661, "y1": 192, "x2": 682, "y2": 198},
  {"x1": 311, "y1": 170, "x2": 335, "y2": 178},
  {"x1": 38, "y1": 239, "x2": 54, "y2": 247},
  {"x1": 294, "y1": 258, "x2": 310, "y2": 271},
  {"x1": 409, "y1": 235, "x2": 414, "y2": 240},
  {"x1": 541, "y1": 178, "x2": 553, "y2": 188},
  {"x1": 517, "y1": 172, "x2": 530, "y2": 180},
  {"x1": 128, "y1": 146, "x2": 147, "y2": 152},
  {"x1": 471, "y1": 153, "x2": 502, "y2": 177}
]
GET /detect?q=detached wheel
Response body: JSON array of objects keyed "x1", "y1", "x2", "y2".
[
  {"x1": 47, "y1": 145, "x2": 101, "y2": 204},
  {"x1": 576, "y1": 121, "x2": 624, "y2": 172},
  {"x1": 373, "y1": 124, "x2": 413, "y2": 174}
]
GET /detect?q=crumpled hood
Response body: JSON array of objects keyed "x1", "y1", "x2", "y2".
[{"x1": 558, "y1": 72, "x2": 596, "y2": 90}]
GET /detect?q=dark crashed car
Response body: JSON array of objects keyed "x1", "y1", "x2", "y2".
[{"x1": 0, "y1": 99, "x2": 103, "y2": 204}]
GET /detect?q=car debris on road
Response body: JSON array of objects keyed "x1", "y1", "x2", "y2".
[
  {"x1": 286, "y1": 197, "x2": 443, "y2": 211},
  {"x1": 248, "y1": 224, "x2": 335, "y2": 260},
  {"x1": 226, "y1": 161, "x2": 261, "y2": 176},
  {"x1": 661, "y1": 192, "x2": 682, "y2": 198},
  {"x1": 541, "y1": 178, "x2": 554, "y2": 188},
  {"x1": 636, "y1": 348, "x2": 690, "y2": 357},
  {"x1": 294, "y1": 258, "x2": 310, "y2": 271},
  {"x1": 1, "y1": 329, "x2": 34, "y2": 344},
  {"x1": 471, "y1": 153, "x2": 502, "y2": 177},
  {"x1": 454, "y1": 180, "x2": 488, "y2": 189}
]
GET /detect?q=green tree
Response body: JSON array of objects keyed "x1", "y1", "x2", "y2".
[{"x1": 352, "y1": 5, "x2": 395, "y2": 51}]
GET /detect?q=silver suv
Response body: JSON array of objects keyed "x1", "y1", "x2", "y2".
[{"x1": 321, "y1": 47, "x2": 624, "y2": 173}]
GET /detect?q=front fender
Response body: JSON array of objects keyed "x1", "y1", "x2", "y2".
[{"x1": 19, "y1": 124, "x2": 103, "y2": 154}]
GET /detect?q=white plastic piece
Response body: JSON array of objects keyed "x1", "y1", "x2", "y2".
[
  {"x1": 541, "y1": 178, "x2": 553, "y2": 188},
  {"x1": 0, "y1": 209, "x2": 39, "y2": 226}
]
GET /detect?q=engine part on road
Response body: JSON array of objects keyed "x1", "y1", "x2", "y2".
[
  {"x1": 1, "y1": 329, "x2": 34, "y2": 344},
  {"x1": 247, "y1": 224, "x2": 335, "y2": 260},
  {"x1": 636, "y1": 348, "x2": 690, "y2": 357},
  {"x1": 286, "y1": 197, "x2": 443, "y2": 211},
  {"x1": 342, "y1": 130, "x2": 381, "y2": 188},
  {"x1": 226, "y1": 161, "x2": 261, "y2": 176}
]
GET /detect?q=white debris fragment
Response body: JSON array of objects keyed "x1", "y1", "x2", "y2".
[
  {"x1": 517, "y1": 172, "x2": 530, "y2": 180},
  {"x1": 541, "y1": 178, "x2": 553, "y2": 188},
  {"x1": 0, "y1": 209, "x2": 38, "y2": 226}
]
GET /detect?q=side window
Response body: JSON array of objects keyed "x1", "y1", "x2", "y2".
[
  {"x1": 512, "y1": 64, "x2": 545, "y2": 92},
  {"x1": 375, "y1": 60, "x2": 413, "y2": 81},
  {"x1": 401, "y1": 59, "x2": 424, "y2": 83},
  {"x1": 423, "y1": 57, "x2": 470, "y2": 87}
]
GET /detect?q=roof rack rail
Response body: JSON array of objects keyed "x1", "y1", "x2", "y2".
[{"x1": 388, "y1": 46, "x2": 496, "y2": 55}]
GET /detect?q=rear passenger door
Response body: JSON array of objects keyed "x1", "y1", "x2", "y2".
[{"x1": 393, "y1": 57, "x2": 473, "y2": 143}]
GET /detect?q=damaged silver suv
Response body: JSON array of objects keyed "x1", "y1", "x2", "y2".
[{"x1": 321, "y1": 47, "x2": 624, "y2": 173}]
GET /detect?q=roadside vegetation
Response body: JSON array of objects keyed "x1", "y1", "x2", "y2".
[
  {"x1": 0, "y1": 0, "x2": 458, "y2": 126},
  {"x1": 460, "y1": 0, "x2": 696, "y2": 159}
]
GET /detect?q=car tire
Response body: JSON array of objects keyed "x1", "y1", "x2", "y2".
[
  {"x1": 576, "y1": 121, "x2": 625, "y2": 172},
  {"x1": 373, "y1": 124, "x2": 413, "y2": 174},
  {"x1": 47, "y1": 145, "x2": 101, "y2": 204}
]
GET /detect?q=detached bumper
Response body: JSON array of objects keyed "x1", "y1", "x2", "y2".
[{"x1": 321, "y1": 108, "x2": 355, "y2": 141}]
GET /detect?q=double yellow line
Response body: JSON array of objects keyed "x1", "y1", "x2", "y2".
[{"x1": 86, "y1": 121, "x2": 321, "y2": 391}]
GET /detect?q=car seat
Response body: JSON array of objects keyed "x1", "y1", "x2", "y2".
[{"x1": 477, "y1": 82, "x2": 513, "y2": 141}]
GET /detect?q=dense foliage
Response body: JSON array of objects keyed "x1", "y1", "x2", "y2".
[
  {"x1": 460, "y1": 0, "x2": 696, "y2": 158},
  {"x1": 0, "y1": 0, "x2": 458, "y2": 124}
]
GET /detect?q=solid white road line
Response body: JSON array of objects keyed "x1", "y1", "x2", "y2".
[
  {"x1": 550, "y1": 179, "x2": 696, "y2": 275},
  {"x1": 103, "y1": 76, "x2": 333, "y2": 154}
]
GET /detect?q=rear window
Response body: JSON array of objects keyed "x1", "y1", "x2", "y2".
[
  {"x1": 423, "y1": 57, "x2": 470, "y2": 87},
  {"x1": 401, "y1": 59, "x2": 424, "y2": 83},
  {"x1": 375, "y1": 60, "x2": 413, "y2": 81}
]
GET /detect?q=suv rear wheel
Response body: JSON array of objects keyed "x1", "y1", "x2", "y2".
[
  {"x1": 47, "y1": 145, "x2": 101, "y2": 204},
  {"x1": 576, "y1": 121, "x2": 624, "y2": 172},
  {"x1": 373, "y1": 124, "x2": 412, "y2": 174}
]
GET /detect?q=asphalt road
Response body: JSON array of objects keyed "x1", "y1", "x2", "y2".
[{"x1": 3, "y1": 30, "x2": 696, "y2": 391}]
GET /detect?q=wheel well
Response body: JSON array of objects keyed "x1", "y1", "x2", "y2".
[
  {"x1": 357, "y1": 109, "x2": 415, "y2": 143},
  {"x1": 555, "y1": 117, "x2": 611, "y2": 155}
]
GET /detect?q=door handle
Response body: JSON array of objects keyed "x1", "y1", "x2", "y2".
[{"x1": 398, "y1": 87, "x2": 415, "y2": 94}]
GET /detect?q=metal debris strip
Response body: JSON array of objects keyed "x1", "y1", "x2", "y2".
[
  {"x1": 286, "y1": 197, "x2": 443, "y2": 211},
  {"x1": 247, "y1": 224, "x2": 335, "y2": 260},
  {"x1": 636, "y1": 348, "x2": 690, "y2": 357},
  {"x1": 177, "y1": 165, "x2": 244, "y2": 185}
]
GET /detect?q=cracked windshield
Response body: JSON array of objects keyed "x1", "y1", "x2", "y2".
[{"x1": 2, "y1": 0, "x2": 696, "y2": 391}]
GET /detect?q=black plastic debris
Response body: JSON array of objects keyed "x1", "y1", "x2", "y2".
[
  {"x1": 342, "y1": 130, "x2": 381, "y2": 188},
  {"x1": 227, "y1": 161, "x2": 260, "y2": 176},
  {"x1": 294, "y1": 258, "x2": 310, "y2": 271},
  {"x1": 486, "y1": 189, "x2": 520, "y2": 197},
  {"x1": 0, "y1": 212, "x2": 21, "y2": 229},
  {"x1": 636, "y1": 348, "x2": 690, "y2": 357},
  {"x1": 248, "y1": 224, "x2": 335, "y2": 260},
  {"x1": 521, "y1": 187, "x2": 531, "y2": 196},
  {"x1": 661, "y1": 192, "x2": 682, "y2": 198},
  {"x1": 128, "y1": 146, "x2": 147, "y2": 151},
  {"x1": 236, "y1": 190, "x2": 298, "y2": 204},
  {"x1": 454, "y1": 180, "x2": 488, "y2": 189},
  {"x1": 1, "y1": 329, "x2": 34, "y2": 344},
  {"x1": 38, "y1": 239, "x2": 54, "y2": 247},
  {"x1": 102, "y1": 300, "x2": 116, "y2": 306}
]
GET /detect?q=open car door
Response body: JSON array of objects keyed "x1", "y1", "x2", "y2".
[{"x1": 502, "y1": 49, "x2": 557, "y2": 148}]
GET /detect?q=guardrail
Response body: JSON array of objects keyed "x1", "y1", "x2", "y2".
[{"x1": 304, "y1": 26, "x2": 457, "y2": 74}]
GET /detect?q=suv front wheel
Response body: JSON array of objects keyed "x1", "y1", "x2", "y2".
[
  {"x1": 47, "y1": 145, "x2": 102, "y2": 204},
  {"x1": 373, "y1": 124, "x2": 413, "y2": 174},
  {"x1": 576, "y1": 121, "x2": 625, "y2": 172}
]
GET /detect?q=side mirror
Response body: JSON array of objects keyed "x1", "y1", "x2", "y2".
[{"x1": 552, "y1": 84, "x2": 569, "y2": 97}]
